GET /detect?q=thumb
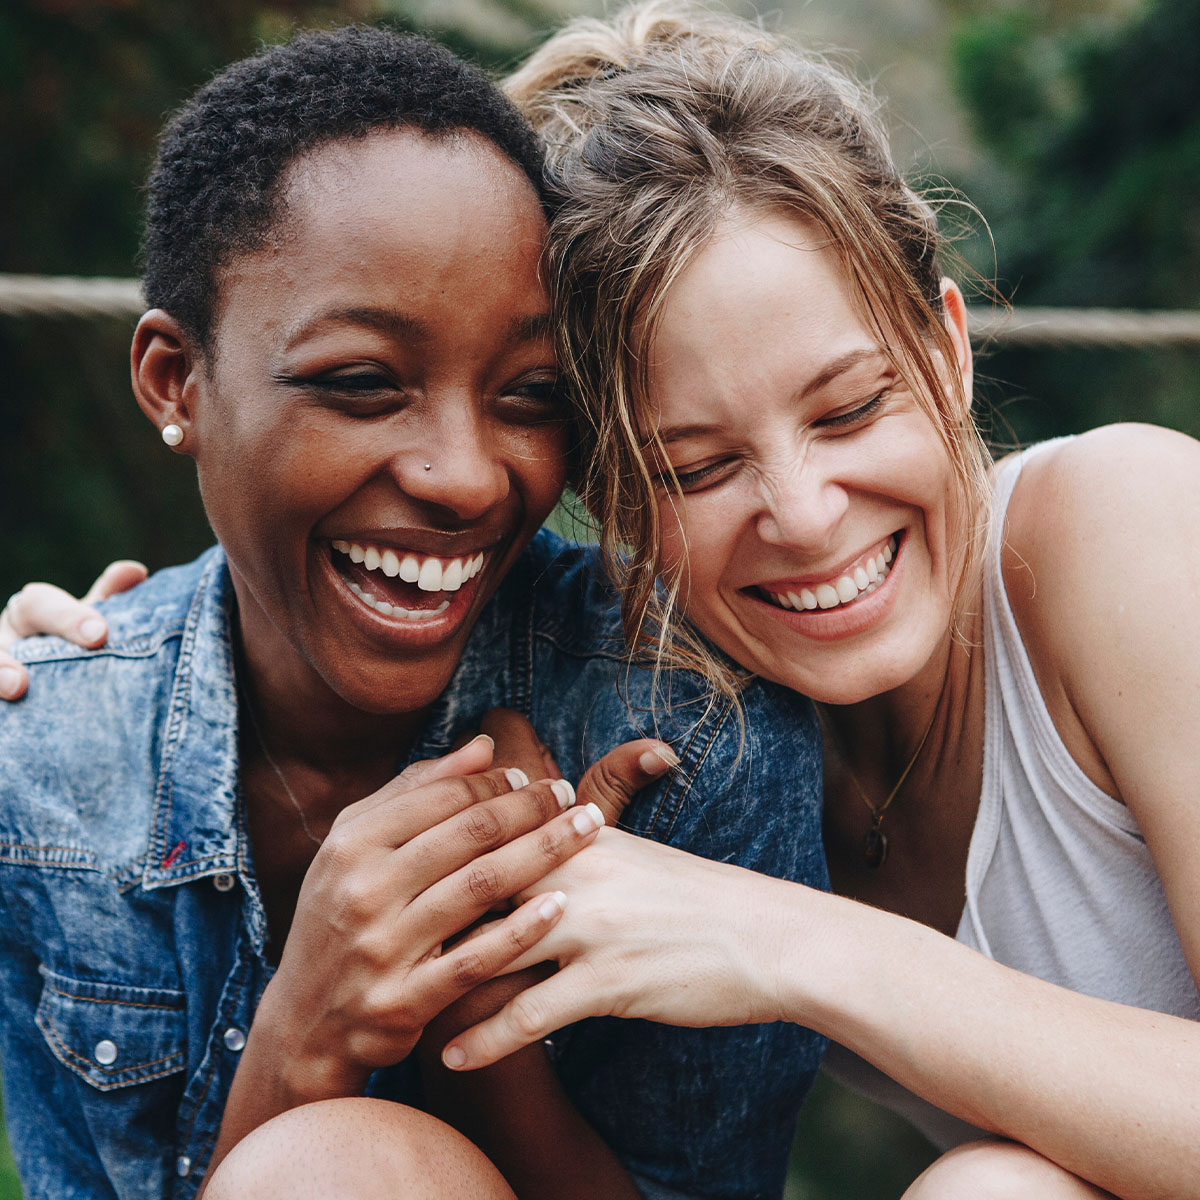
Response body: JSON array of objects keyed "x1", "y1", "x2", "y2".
[
  {"x1": 577, "y1": 739, "x2": 679, "y2": 826},
  {"x1": 398, "y1": 733, "x2": 495, "y2": 790}
]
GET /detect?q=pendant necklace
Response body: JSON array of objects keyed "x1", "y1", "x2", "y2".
[
  {"x1": 820, "y1": 703, "x2": 938, "y2": 868},
  {"x1": 238, "y1": 676, "x2": 326, "y2": 848}
]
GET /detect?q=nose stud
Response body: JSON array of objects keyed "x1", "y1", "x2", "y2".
[{"x1": 423, "y1": 463, "x2": 432, "y2": 472}]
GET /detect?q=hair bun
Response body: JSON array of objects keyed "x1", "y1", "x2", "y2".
[{"x1": 505, "y1": 1, "x2": 772, "y2": 132}]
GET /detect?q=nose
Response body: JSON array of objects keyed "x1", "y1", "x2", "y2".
[
  {"x1": 753, "y1": 446, "x2": 848, "y2": 552},
  {"x1": 393, "y1": 403, "x2": 510, "y2": 522}
]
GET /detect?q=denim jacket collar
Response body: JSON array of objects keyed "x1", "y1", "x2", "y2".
[{"x1": 136, "y1": 552, "x2": 272, "y2": 954}]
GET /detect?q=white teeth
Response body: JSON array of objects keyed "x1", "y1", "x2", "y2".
[
  {"x1": 763, "y1": 536, "x2": 898, "y2": 615},
  {"x1": 442, "y1": 559, "x2": 464, "y2": 591},
  {"x1": 332, "y1": 542, "x2": 488, "y2": 595},
  {"x1": 417, "y1": 559, "x2": 443, "y2": 592},
  {"x1": 816, "y1": 584, "x2": 840, "y2": 609},
  {"x1": 346, "y1": 579, "x2": 451, "y2": 620}
]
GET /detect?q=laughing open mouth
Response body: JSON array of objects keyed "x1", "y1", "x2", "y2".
[
  {"x1": 758, "y1": 534, "x2": 898, "y2": 612},
  {"x1": 330, "y1": 539, "x2": 487, "y2": 621}
]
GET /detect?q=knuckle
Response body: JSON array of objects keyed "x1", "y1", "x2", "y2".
[
  {"x1": 465, "y1": 862, "x2": 504, "y2": 905},
  {"x1": 509, "y1": 991, "x2": 547, "y2": 1041},
  {"x1": 452, "y1": 949, "x2": 488, "y2": 990},
  {"x1": 536, "y1": 829, "x2": 563, "y2": 864},
  {"x1": 460, "y1": 805, "x2": 503, "y2": 848}
]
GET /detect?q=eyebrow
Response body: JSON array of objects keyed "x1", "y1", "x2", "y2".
[
  {"x1": 656, "y1": 347, "x2": 890, "y2": 445},
  {"x1": 283, "y1": 306, "x2": 428, "y2": 350},
  {"x1": 282, "y1": 307, "x2": 553, "y2": 350}
]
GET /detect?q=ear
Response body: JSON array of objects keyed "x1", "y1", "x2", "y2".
[
  {"x1": 130, "y1": 309, "x2": 205, "y2": 456},
  {"x1": 938, "y1": 278, "x2": 973, "y2": 413}
]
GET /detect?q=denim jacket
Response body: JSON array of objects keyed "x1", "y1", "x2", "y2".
[{"x1": 0, "y1": 530, "x2": 826, "y2": 1200}]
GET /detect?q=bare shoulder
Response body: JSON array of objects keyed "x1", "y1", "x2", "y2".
[{"x1": 1000, "y1": 423, "x2": 1200, "y2": 800}]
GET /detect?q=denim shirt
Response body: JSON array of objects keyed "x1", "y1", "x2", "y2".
[{"x1": 0, "y1": 530, "x2": 826, "y2": 1200}]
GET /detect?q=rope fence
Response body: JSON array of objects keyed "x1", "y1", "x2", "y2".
[{"x1": 3, "y1": 273, "x2": 1200, "y2": 346}]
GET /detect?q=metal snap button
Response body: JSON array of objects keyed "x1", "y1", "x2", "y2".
[
  {"x1": 93, "y1": 1039, "x2": 118, "y2": 1066},
  {"x1": 223, "y1": 1026, "x2": 246, "y2": 1052},
  {"x1": 213, "y1": 873, "x2": 236, "y2": 892},
  {"x1": 176, "y1": 1156, "x2": 192, "y2": 1178}
]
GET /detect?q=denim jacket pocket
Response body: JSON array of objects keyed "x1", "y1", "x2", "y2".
[{"x1": 35, "y1": 966, "x2": 188, "y2": 1091}]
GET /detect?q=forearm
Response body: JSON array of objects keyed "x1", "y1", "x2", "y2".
[{"x1": 766, "y1": 879, "x2": 1200, "y2": 1200}]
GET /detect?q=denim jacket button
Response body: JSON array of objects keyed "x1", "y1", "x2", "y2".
[
  {"x1": 223, "y1": 1026, "x2": 246, "y2": 1052},
  {"x1": 176, "y1": 1156, "x2": 192, "y2": 1178},
  {"x1": 213, "y1": 873, "x2": 236, "y2": 892},
  {"x1": 93, "y1": 1039, "x2": 118, "y2": 1066}
]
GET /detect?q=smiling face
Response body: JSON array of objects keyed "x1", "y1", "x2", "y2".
[
  {"x1": 645, "y1": 209, "x2": 972, "y2": 705},
  {"x1": 186, "y1": 129, "x2": 566, "y2": 716}
]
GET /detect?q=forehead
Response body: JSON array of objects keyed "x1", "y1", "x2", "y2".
[
  {"x1": 649, "y1": 210, "x2": 877, "y2": 399},
  {"x1": 211, "y1": 128, "x2": 550, "y2": 346}
]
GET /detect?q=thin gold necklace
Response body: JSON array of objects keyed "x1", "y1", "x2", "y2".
[
  {"x1": 819, "y1": 703, "x2": 938, "y2": 868},
  {"x1": 237, "y1": 676, "x2": 325, "y2": 848}
]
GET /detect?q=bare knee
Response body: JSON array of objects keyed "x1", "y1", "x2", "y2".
[
  {"x1": 904, "y1": 1140, "x2": 1115, "y2": 1200},
  {"x1": 203, "y1": 1098, "x2": 517, "y2": 1200}
]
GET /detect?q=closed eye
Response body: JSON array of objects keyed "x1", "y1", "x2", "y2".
[
  {"x1": 816, "y1": 391, "x2": 887, "y2": 429},
  {"x1": 659, "y1": 458, "x2": 738, "y2": 493}
]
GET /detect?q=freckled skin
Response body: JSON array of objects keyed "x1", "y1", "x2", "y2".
[{"x1": 646, "y1": 210, "x2": 969, "y2": 707}]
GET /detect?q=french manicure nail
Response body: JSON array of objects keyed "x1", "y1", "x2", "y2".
[
  {"x1": 571, "y1": 802, "x2": 604, "y2": 834},
  {"x1": 443, "y1": 1045, "x2": 468, "y2": 1069},
  {"x1": 79, "y1": 617, "x2": 106, "y2": 642},
  {"x1": 504, "y1": 767, "x2": 530, "y2": 789},
  {"x1": 639, "y1": 745, "x2": 680, "y2": 774},
  {"x1": 550, "y1": 778, "x2": 575, "y2": 809},
  {"x1": 470, "y1": 733, "x2": 495, "y2": 750},
  {"x1": 538, "y1": 891, "x2": 568, "y2": 920},
  {"x1": 0, "y1": 666, "x2": 21, "y2": 698}
]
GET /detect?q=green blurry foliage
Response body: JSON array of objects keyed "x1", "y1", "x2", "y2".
[
  {"x1": 0, "y1": 0, "x2": 563, "y2": 600},
  {"x1": 949, "y1": 0, "x2": 1200, "y2": 446}
]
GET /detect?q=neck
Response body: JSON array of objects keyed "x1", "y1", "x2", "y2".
[
  {"x1": 822, "y1": 602, "x2": 982, "y2": 789},
  {"x1": 233, "y1": 586, "x2": 428, "y2": 787}
]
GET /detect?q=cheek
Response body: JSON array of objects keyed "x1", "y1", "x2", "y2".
[{"x1": 514, "y1": 425, "x2": 570, "y2": 521}]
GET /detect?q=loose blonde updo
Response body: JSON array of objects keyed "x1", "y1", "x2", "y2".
[{"x1": 507, "y1": 1, "x2": 991, "y2": 704}]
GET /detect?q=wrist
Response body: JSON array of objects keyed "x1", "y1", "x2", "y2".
[{"x1": 250, "y1": 978, "x2": 371, "y2": 1103}]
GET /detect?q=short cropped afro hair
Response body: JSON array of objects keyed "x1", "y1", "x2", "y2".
[{"x1": 142, "y1": 25, "x2": 546, "y2": 351}]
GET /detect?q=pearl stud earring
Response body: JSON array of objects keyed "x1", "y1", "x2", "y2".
[{"x1": 161, "y1": 424, "x2": 184, "y2": 447}]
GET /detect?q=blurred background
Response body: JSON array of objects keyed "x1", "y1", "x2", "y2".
[{"x1": 1, "y1": 0, "x2": 1197, "y2": 1196}]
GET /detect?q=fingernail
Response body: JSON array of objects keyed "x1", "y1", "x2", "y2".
[
  {"x1": 639, "y1": 745, "x2": 679, "y2": 774},
  {"x1": 443, "y1": 1045, "x2": 468, "y2": 1069},
  {"x1": 550, "y1": 778, "x2": 575, "y2": 809},
  {"x1": 469, "y1": 733, "x2": 495, "y2": 750},
  {"x1": 538, "y1": 891, "x2": 568, "y2": 920},
  {"x1": 78, "y1": 617, "x2": 106, "y2": 642},
  {"x1": 571, "y1": 802, "x2": 604, "y2": 834},
  {"x1": 504, "y1": 767, "x2": 530, "y2": 790},
  {"x1": 0, "y1": 667, "x2": 21, "y2": 698}
]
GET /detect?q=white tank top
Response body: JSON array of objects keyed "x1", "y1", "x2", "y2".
[{"x1": 823, "y1": 440, "x2": 1200, "y2": 1148}]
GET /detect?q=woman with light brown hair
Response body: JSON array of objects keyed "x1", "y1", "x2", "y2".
[
  {"x1": 439, "y1": 6, "x2": 1200, "y2": 1198},
  {"x1": 9, "y1": 6, "x2": 1200, "y2": 1198}
]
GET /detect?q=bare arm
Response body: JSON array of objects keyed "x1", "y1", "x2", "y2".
[{"x1": 446, "y1": 427, "x2": 1200, "y2": 1200}]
